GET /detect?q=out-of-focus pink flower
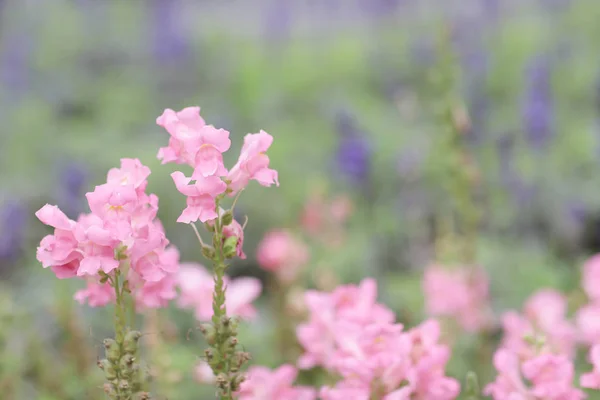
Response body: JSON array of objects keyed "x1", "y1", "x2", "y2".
[
  {"x1": 581, "y1": 345, "x2": 600, "y2": 389},
  {"x1": 74, "y1": 281, "x2": 115, "y2": 307},
  {"x1": 300, "y1": 191, "x2": 353, "y2": 247},
  {"x1": 484, "y1": 349, "x2": 530, "y2": 399},
  {"x1": 576, "y1": 304, "x2": 600, "y2": 345},
  {"x1": 194, "y1": 361, "x2": 216, "y2": 384},
  {"x1": 227, "y1": 131, "x2": 279, "y2": 194},
  {"x1": 501, "y1": 289, "x2": 576, "y2": 359},
  {"x1": 170, "y1": 171, "x2": 227, "y2": 223},
  {"x1": 583, "y1": 254, "x2": 600, "y2": 302},
  {"x1": 132, "y1": 271, "x2": 178, "y2": 310},
  {"x1": 176, "y1": 263, "x2": 261, "y2": 320},
  {"x1": 256, "y1": 230, "x2": 309, "y2": 283},
  {"x1": 423, "y1": 265, "x2": 492, "y2": 333},
  {"x1": 297, "y1": 278, "x2": 395, "y2": 370},
  {"x1": 237, "y1": 365, "x2": 316, "y2": 400},
  {"x1": 522, "y1": 353, "x2": 583, "y2": 399}
]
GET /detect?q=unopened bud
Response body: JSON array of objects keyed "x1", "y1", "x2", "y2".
[
  {"x1": 124, "y1": 330, "x2": 142, "y2": 354},
  {"x1": 132, "y1": 392, "x2": 151, "y2": 400},
  {"x1": 227, "y1": 337, "x2": 238, "y2": 349},
  {"x1": 216, "y1": 373, "x2": 228, "y2": 389},
  {"x1": 100, "y1": 360, "x2": 118, "y2": 380},
  {"x1": 199, "y1": 323, "x2": 217, "y2": 345},
  {"x1": 120, "y1": 354, "x2": 136, "y2": 370},
  {"x1": 231, "y1": 373, "x2": 246, "y2": 392},
  {"x1": 221, "y1": 211, "x2": 233, "y2": 226},
  {"x1": 103, "y1": 339, "x2": 120, "y2": 362},
  {"x1": 201, "y1": 246, "x2": 216, "y2": 260},
  {"x1": 223, "y1": 236, "x2": 238, "y2": 258},
  {"x1": 204, "y1": 348, "x2": 214, "y2": 361},
  {"x1": 103, "y1": 383, "x2": 117, "y2": 396},
  {"x1": 118, "y1": 380, "x2": 130, "y2": 391}
]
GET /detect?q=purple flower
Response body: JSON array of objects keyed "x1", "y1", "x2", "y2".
[
  {"x1": 150, "y1": 0, "x2": 189, "y2": 63},
  {"x1": 0, "y1": 33, "x2": 32, "y2": 95},
  {"x1": 56, "y1": 162, "x2": 88, "y2": 219},
  {"x1": 522, "y1": 55, "x2": 554, "y2": 150},
  {"x1": 0, "y1": 200, "x2": 28, "y2": 262},
  {"x1": 263, "y1": 0, "x2": 292, "y2": 43},
  {"x1": 358, "y1": 0, "x2": 403, "y2": 16},
  {"x1": 334, "y1": 111, "x2": 371, "y2": 186}
]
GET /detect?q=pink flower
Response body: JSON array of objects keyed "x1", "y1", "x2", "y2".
[
  {"x1": 296, "y1": 279, "x2": 395, "y2": 370},
  {"x1": 176, "y1": 263, "x2": 261, "y2": 320},
  {"x1": 583, "y1": 254, "x2": 600, "y2": 302},
  {"x1": 576, "y1": 304, "x2": 600, "y2": 345},
  {"x1": 194, "y1": 361, "x2": 216, "y2": 384},
  {"x1": 74, "y1": 281, "x2": 115, "y2": 307},
  {"x1": 72, "y1": 214, "x2": 120, "y2": 276},
  {"x1": 501, "y1": 290, "x2": 576, "y2": 359},
  {"x1": 423, "y1": 265, "x2": 492, "y2": 333},
  {"x1": 156, "y1": 107, "x2": 206, "y2": 165},
  {"x1": 171, "y1": 171, "x2": 227, "y2": 223},
  {"x1": 581, "y1": 345, "x2": 600, "y2": 389},
  {"x1": 237, "y1": 365, "x2": 316, "y2": 400},
  {"x1": 227, "y1": 131, "x2": 279, "y2": 194},
  {"x1": 133, "y1": 275, "x2": 178, "y2": 309},
  {"x1": 484, "y1": 349, "x2": 529, "y2": 399},
  {"x1": 256, "y1": 230, "x2": 309, "y2": 283},
  {"x1": 223, "y1": 218, "x2": 246, "y2": 259},
  {"x1": 107, "y1": 158, "x2": 151, "y2": 194}
]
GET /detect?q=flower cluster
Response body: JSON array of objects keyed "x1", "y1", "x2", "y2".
[
  {"x1": 176, "y1": 263, "x2": 262, "y2": 321},
  {"x1": 422, "y1": 264, "x2": 492, "y2": 333},
  {"x1": 156, "y1": 106, "x2": 278, "y2": 224},
  {"x1": 35, "y1": 158, "x2": 179, "y2": 308},
  {"x1": 486, "y1": 289, "x2": 583, "y2": 399},
  {"x1": 297, "y1": 279, "x2": 460, "y2": 399},
  {"x1": 501, "y1": 289, "x2": 576, "y2": 360}
]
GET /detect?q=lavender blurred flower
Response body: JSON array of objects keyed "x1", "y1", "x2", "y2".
[
  {"x1": 0, "y1": 200, "x2": 28, "y2": 263},
  {"x1": 0, "y1": 33, "x2": 32, "y2": 95},
  {"x1": 150, "y1": 0, "x2": 189, "y2": 63},
  {"x1": 56, "y1": 162, "x2": 88, "y2": 219},
  {"x1": 263, "y1": 0, "x2": 292, "y2": 43},
  {"x1": 358, "y1": 0, "x2": 403, "y2": 17},
  {"x1": 522, "y1": 55, "x2": 554, "y2": 150},
  {"x1": 334, "y1": 111, "x2": 371, "y2": 186}
]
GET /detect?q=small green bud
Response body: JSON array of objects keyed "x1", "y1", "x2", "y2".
[
  {"x1": 98, "y1": 359, "x2": 117, "y2": 380},
  {"x1": 215, "y1": 373, "x2": 228, "y2": 389},
  {"x1": 132, "y1": 392, "x2": 151, "y2": 400},
  {"x1": 201, "y1": 246, "x2": 216, "y2": 260},
  {"x1": 204, "y1": 348, "x2": 214, "y2": 361},
  {"x1": 124, "y1": 330, "x2": 142, "y2": 354},
  {"x1": 199, "y1": 323, "x2": 217, "y2": 345},
  {"x1": 223, "y1": 236, "x2": 238, "y2": 258},
  {"x1": 103, "y1": 383, "x2": 117, "y2": 396},
  {"x1": 231, "y1": 373, "x2": 246, "y2": 392},
  {"x1": 227, "y1": 337, "x2": 238, "y2": 349},
  {"x1": 221, "y1": 211, "x2": 233, "y2": 226},
  {"x1": 122, "y1": 280, "x2": 131, "y2": 294},
  {"x1": 99, "y1": 272, "x2": 109, "y2": 284},
  {"x1": 120, "y1": 354, "x2": 135, "y2": 370},
  {"x1": 103, "y1": 339, "x2": 120, "y2": 362},
  {"x1": 118, "y1": 380, "x2": 131, "y2": 392},
  {"x1": 465, "y1": 371, "x2": 481, "y2": 400}
]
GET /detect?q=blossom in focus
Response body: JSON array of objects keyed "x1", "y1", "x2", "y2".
[
  {"x1": 176, "y1": 263, "x2": 261, "y2": 320},
  {"x1": 35, "y1": 158, "x2": 180, "y2": 309},
  {"x1": 257, "y1": 230, "x2": 309, "y2": 283},
  {"x1": 422, "y1": 265, "x2": 492, "y2": 333},
  {"x1": 237, "y1": 365, "x2": 316, "y2": 400},
  {"x1": 227, "y1": 130, "x2": 279, "y2": 195},
  {"x1": 156, "y1": 107, "x2": 278, "y2": 223}
]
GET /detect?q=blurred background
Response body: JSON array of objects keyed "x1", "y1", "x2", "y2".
[{"x1": 2, "y1": 0, "x2": 600, "y2": 398}]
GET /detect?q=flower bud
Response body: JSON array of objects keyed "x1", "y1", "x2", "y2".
[
  {"x1": 120, "y1": 354, "x2": 136, "y2": 371},
  {"x1": 201, "y1": 246, "x2": 216, "y2": 260},
  {"x1": 118, "y1": 380, "x2": 131, "y2": 392},
  {"x1": 231, "y1": 373, "x2": 246, "y2": 392},
  {"x1": 103, "y1": 338, "x2": 120, "y2": 362},
  {"x1": 98, "y1": 359, "x2": 118, "y2": 380},
  {"x1": 227, "y1": 337, "x2": 238, "y2": 349},
  {"x1": 223, "y1": 236, "x2": 239, "y2": 258},
  {"x1": 199, "y1": 323, "x2": 217, "y2": 345},
  {"x1": 103, "y1": 382, "x2": 117, "y2": 396},
  {"x1": 124, "y1": 330, "x2": 142, "y2": 354},
  {"x1": 221, "y1": 211, "x2": 233, "y2": 226},
  {"x1": 216, "y1": 373, "x2": 228, "y2": 389},
  {"x1": 132, "y1": 392, "x2": 151, "y2": 400}
]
